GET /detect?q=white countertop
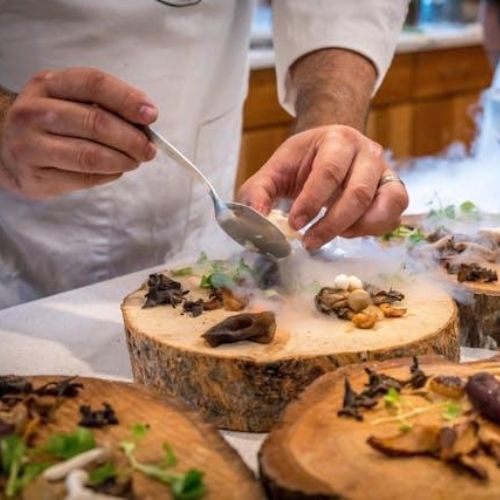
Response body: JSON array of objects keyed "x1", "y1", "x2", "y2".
[
  {"x1": 249, "y1": 23, "x2": 484, "y2": 70},
  {"x1": 0, "y1": 264, "x2": 496, "y2": 474}
]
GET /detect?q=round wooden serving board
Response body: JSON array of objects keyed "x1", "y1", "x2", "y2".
[
  {"x1": 259, "y1": 355, "x2": 500, "y2": 500},
  {"x1": 402, "y1": 213, "x2": 500, "y2": 347},
  {"x1": 122, "y1": 274, "x2": 459, "y2": 432},
  {"x1": 22, "y1": 376, "x2": 263, "y2": 500}
]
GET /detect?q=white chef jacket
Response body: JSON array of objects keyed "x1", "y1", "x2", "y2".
[{"x1": 0, "y1": 0, "x2": 408, "y2": 309}]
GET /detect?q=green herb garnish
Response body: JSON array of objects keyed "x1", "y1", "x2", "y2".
[
  {"x1": 171, "y1": 267, "x2": 193, "y2": 277},
  {"x1": 121, "y1": 426, "x2": 205, "y2": 500},
  {"x1": 383, "y1": 388, "x2": 401, "y2": 408},
  {"x1": 88, "y1": 462, "x2": 117, "y2": 486},
  {"x1": 442, "y1": 401, "x2": 462, "y2": 422},
  {"x1": 0, "y1": 436, "x2": 48, "y2": 498},
  {"x1": 131, "y1": 422, "x2": 150, "y2": 440},
  {"x1": 44, "y1": 426, "x2": 95, "y2": 459}
]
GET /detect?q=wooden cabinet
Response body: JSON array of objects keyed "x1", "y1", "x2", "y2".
[{"x1": 237, "y1": 45, "x2": 492, "y2": 188}]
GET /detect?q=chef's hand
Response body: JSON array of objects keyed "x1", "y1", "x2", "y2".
[
  {"x1": 238, "y1": 125, "x2": 409, "y2": 251},
  {"x1": 0, "y1": 67, "x2": 158, "y2": 199}
]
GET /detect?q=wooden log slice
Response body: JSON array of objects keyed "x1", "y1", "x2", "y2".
[
  {"x1": 401, "y1": 213, "x2": 500, "y2": 348},
  {"x1": 122, "y1": 274, "x2": 459, "y2": 432},
  {"x1": 19, "y1": 376, "x2": 263, "y2": 499},
  {"x1": 259, "y1": 355, "x2": 500, "y2": 500}
]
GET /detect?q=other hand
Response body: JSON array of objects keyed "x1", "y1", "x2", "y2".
[
  {"x1": 238, "y1": 125, "x2": 409, "y2": 251},
  {"x1": 0, "y1": 67, "x2": 158, "y2": 199}
]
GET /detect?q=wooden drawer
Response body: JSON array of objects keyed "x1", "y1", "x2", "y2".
[
  {"x1": 243, "y1": 69, "x2": 293, "y2": 130},
  {"x1": 373, "y1": 53, "x2": 414, "y2": 106},
  {"x1": 414, "y1": 46, "x2": 492, "y2": 98}
]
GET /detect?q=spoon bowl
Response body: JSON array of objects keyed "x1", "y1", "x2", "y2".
[{"x1": 146, "y1": 127, "x2": 291, "y2": 259}]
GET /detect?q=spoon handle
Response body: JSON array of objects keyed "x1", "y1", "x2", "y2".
[{"x1": 145, "y1": 127, "x2": 218, "y2": 198}]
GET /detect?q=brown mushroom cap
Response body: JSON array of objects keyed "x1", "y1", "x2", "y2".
[
  {"x1": 202, "y1": 311, "x2": 276, "y2": 347},
  {"x1": 347, "y1": 289, "x2": 372, "y2": 312}
]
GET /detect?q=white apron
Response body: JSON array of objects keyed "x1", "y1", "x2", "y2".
[
  {"x1": 0, "y1": 0, "x2": 253, "y2": 308},
  {"x1": 0, "y1": 0, "x2": 407, "y2": 309}
]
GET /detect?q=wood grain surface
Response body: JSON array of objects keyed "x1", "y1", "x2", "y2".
[
  {"x1": 122, "y1": 275, "x2": 459, "y2": 432},
  {"x1": 259, "y1": 355, "x2": 500, "y2": 500}
]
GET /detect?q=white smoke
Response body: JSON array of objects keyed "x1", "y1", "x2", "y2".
[{"x1": 400, "y1": 87, "x2": 500, "y2": 214}]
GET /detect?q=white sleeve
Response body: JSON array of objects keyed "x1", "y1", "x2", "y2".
[{"x1": 272, "y1": 0, "x2": 410, "y2": 115}]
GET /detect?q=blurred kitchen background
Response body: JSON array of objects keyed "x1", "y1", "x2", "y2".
[{"x1": 237, "y1": 0, "x2": 492, "y2": 188}]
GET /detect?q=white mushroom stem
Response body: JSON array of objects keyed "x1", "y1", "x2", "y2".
[
  {"x1": 44, "y1": 447, "x2": 110, "y2": 482},
  {"x1": 65, "y1": 469, "x2": 123, "y2": 500}
]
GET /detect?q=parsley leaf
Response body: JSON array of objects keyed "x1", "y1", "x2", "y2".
[
  {"x1": 443, "y1": 401, "x2": 462, "y2": 421},
  {"x1": 383, "y1": 387, "x2": 401, "y2": 408},
  {"x1": 131, "y1": 423, "x2": 150, "y2": 440},
  {"x1": 162, "y1": 443, "x2": 177, "y2": 468},
  {"x1": 88, "y1": 462, "x2": 117, "y2": 486},
  {"x1": 459, "y1": 200, "x2": 477, "y2": 214},
  {"x1": 171, "y1": 267, "x2": 193, "y2": 277},
  {"x1": 44, "y1": 427, "x2": 95, "y2": 459}
]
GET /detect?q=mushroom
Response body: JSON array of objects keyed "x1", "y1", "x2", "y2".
[
  {"x1": 65, "y1": 469, "x2": 123, "y2": 500},
  {"x1": 43, "y1": 447, "x2": 111, "y2": 482},
  {"x1": 465, "y1": 372, "x2": 500, "y2": 424},
  {"x1": 347, "y1": 275, "x2": 363, "y2": 291},
  {"x1": 202, "y1": 311, "x2": 276, "y2": 347},
  {"x1": 378, "y1": 303, "x2": 406, "y2": 318},
  {"x1": 429, "y1": 375, "x2": 465, "y2": 399},
  {"x1": 439, "y1": 421, "x2": 480, "y2": 461},
  {"x1": 479, "y1": 227, "x2": 500, "y2": 246},
  {"x1": 369, "y1": 288, "x2": 405, "y2": 305},
  {"x1": 347, "y1": 289, "x2": 372, "y2": 313},
  {"x1": 351, "y1": 310, "x2": 378, "y2": 329},
  {"x1": 367, "y1": 424, "x2": 441, "y2": 456},
  {"x1": 315, "y1": 287, "x2": 349, "y2": 315},
  {"x1": 332, "y1": 274, "x2": 350, "y2": 290}
]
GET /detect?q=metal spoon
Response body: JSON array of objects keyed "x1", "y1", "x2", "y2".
[{"x1": 146, "y1": 127, "x2": 291, "y2": 259}]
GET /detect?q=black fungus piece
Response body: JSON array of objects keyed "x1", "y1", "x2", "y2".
[
  {"x1": 363, "y1": 368, "x2": 403, "y2": 397},
  {"x1": 79, "y1": 402, "x2": 119, "y2": 428},
  {"x1": 35, "y1": 377, "x2": 83, "y2": 398},
  {"x1": 143, "y1": 273, "x2": 188, "y2": 308},
  {"x1": 455, "y1": 263, "x2": 497, "y2": 283},
  {"x1": 202, "y1": 311, "x2": 276, "y2": 347},
  {"x1": 465, "y1": 372, "x2": 500, "y2": 425},
  {"x1": 0, "y1": 376, "x2": 33, "y2": 398},
  {"x1": 253, "y1": 256, "x2": 282, "y2": 290},
  {"x1": 408, "y1": 356, "x2": 429, "y2": 389},
  {"x1": 90, "y1": 477, "x2": 134, "y2": 498},
  {"x1": 182, "y1": 299, "x2": 204, "y2": 318},
  {"x1": 338, "y1": 377, "x2": 379, "y2": 421}
]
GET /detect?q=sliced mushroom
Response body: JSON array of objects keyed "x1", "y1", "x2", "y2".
[
  {"x1": 202, "y1": 311, "x2": 276, "y2": 347},
  {"x1": 65, "y1": 469, "x2": 123, "y2": 500},
  {"x1": 429, "y1": 375, "x2": 464, "y2": 399},
  {"x1": 367, "y1": 424, "x2": 441, "y2": 456},
  {"x1": 44, "y1": 447, "x2": 111, "y2": 482},
  {"x1": 379, "y1": 303, "x2": 406, "y2": 318},
  {"x1": 439, "y1": 421, "x2": 480, "y2": 461}
]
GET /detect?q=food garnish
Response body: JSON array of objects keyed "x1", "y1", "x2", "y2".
[
  {"x1": 202, "y1": 311, "x2": 276, "y2": 347},
  {"x1": 121, "y1": 423, "x2": 205, "y2": 500},
  {"x1": 78, "y1": 402, "x2": 119, "y2": 428},
  {"x1": 335, "y1": 360, "x2": 500, "y2": 482},
  {"x1": 315, "y1": 276, "x2": 406, "y2": 329}
]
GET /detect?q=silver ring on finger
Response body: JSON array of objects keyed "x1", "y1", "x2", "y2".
[{"x1": 377, "y1": 174, "x2": 405, "y2": 189}]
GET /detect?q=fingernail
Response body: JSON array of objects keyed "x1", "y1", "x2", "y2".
[
  {"x1": 139, "y1": 104, "x2": 158, "y2": 122},
  {"x1": 145, "y1": 143, "x2": 156, "y2": 161},
  {"x1": 291, "y1": 215, "x2": 309, "y2": 230},
  {"x1": 304, "y1": 236, "x2": 323, "y2": 251}
]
